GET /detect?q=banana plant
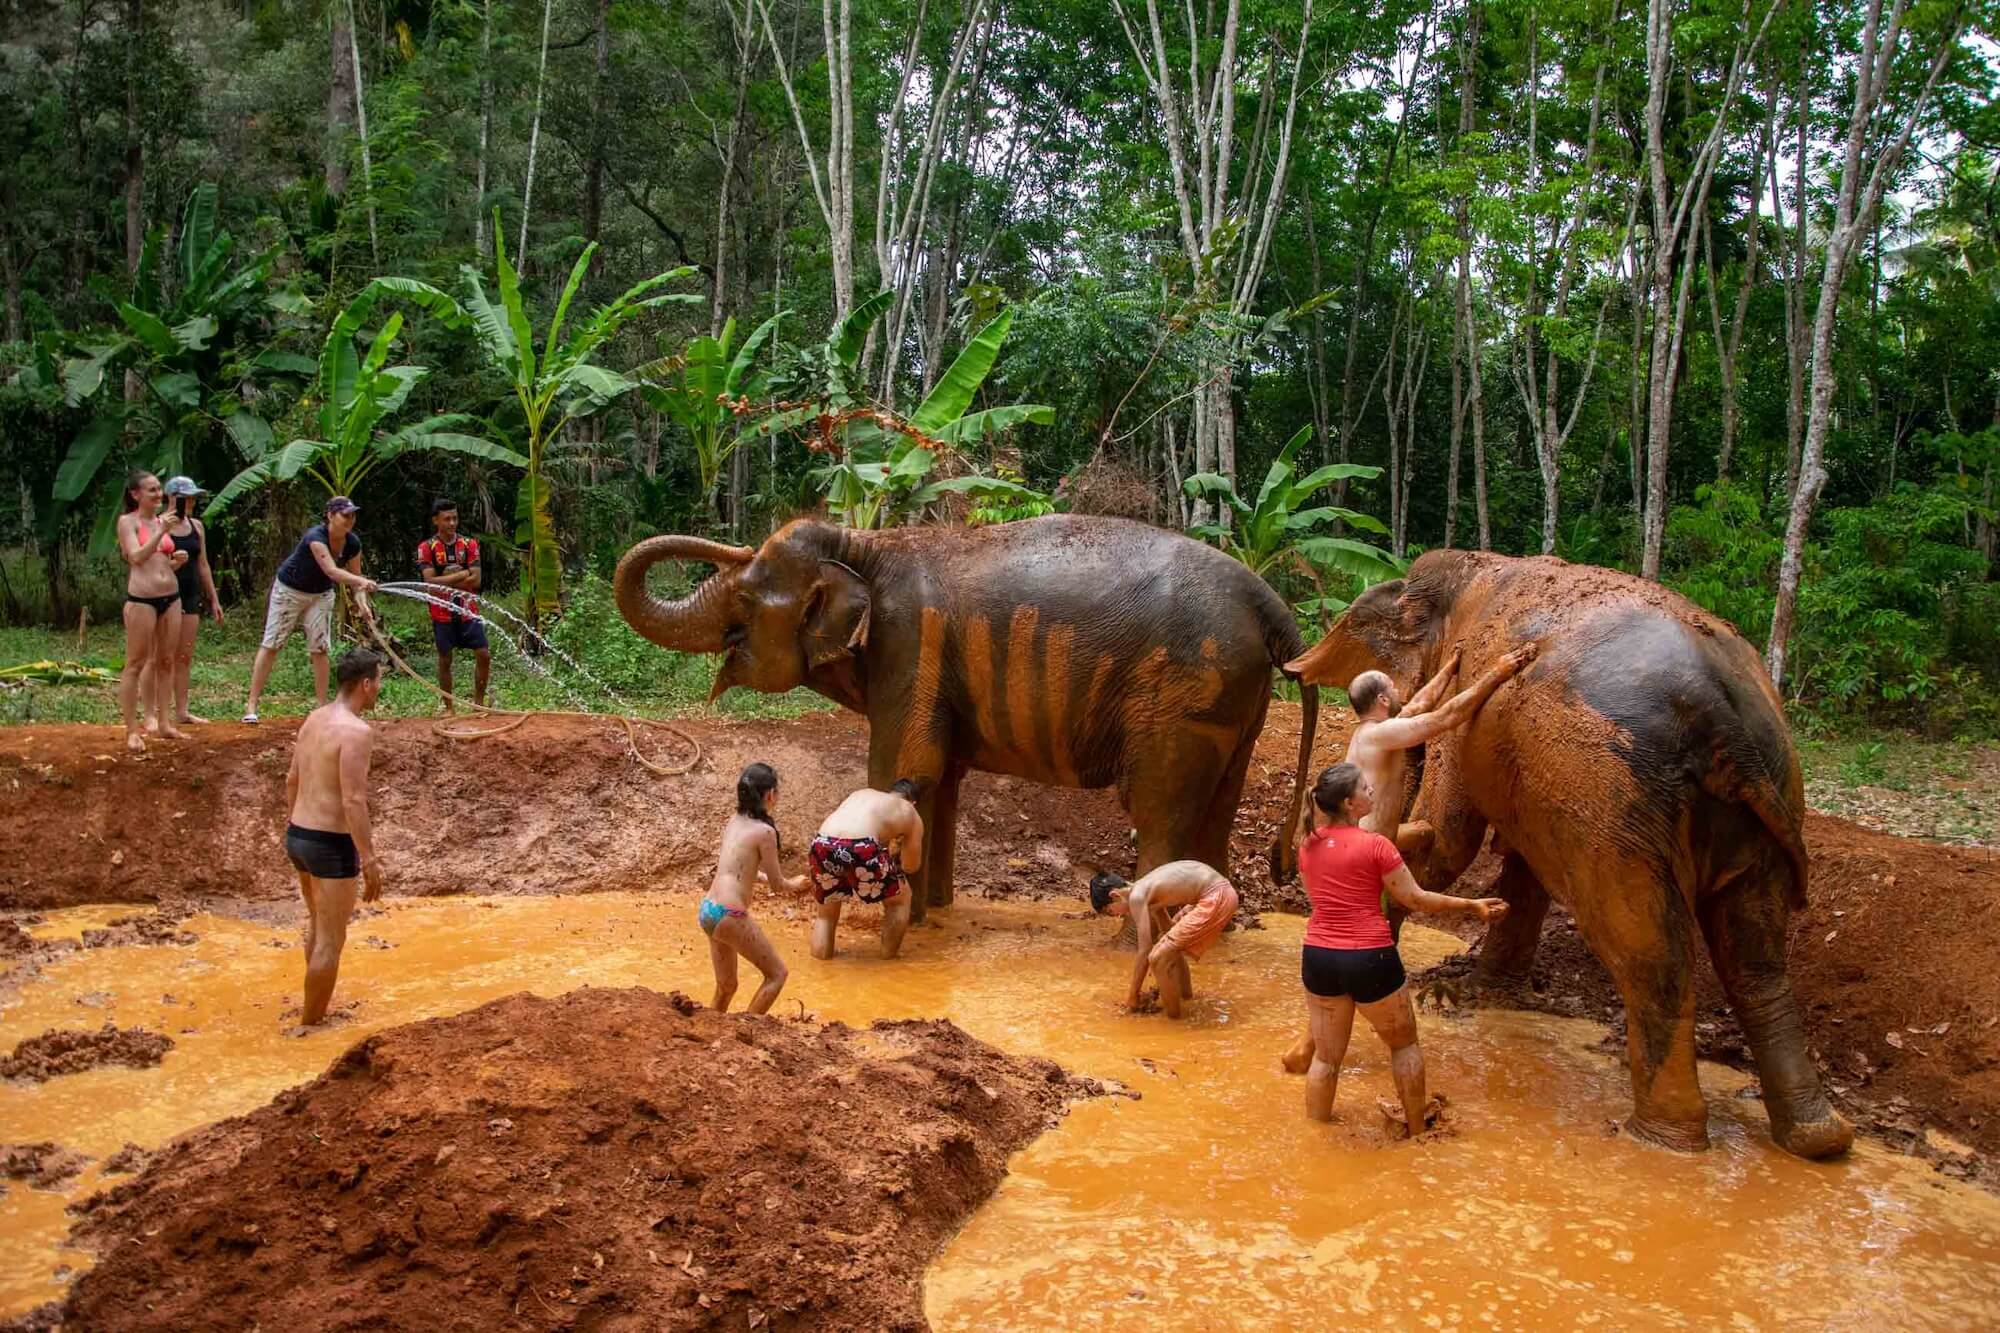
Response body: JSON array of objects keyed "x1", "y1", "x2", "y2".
[
  {"x1": 1183, "y1": 425, "x2": 1404, "y2": 616},
  {"x1": 206, "y1": 279, "x2": 525, "y2": 516},
  {"x1": 49, "y1": 184, "x2": 308, "y2": 551},
  {"x1": 464, "y1": 209, "x2": 701, "y2": 628},
  {"x1": 759, "y1": 297, "x2": 1054, "y2": 528},
  {"x1": 637, "y1": 312, "x2": 783, "y2": 523}
]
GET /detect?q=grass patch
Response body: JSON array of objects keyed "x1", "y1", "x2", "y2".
[{"x1": 0, "y1": 583, "x2": 836, "y2": 729}]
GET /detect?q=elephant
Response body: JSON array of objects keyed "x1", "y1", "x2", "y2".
[
  {"x1": 1288, "y1": 549, "x2": 1853, "y2": 1160},
  {"x1": 615, "y1": 515, "x2": 1320, "y2": 919}
]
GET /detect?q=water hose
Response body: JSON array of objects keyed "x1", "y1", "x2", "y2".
[{"x1": 359, "y1": 612, "x2": 703, "y2": 778}]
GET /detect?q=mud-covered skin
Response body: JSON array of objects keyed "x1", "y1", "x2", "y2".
[
  {"x1": 1290, "y1": 550, "x2": 1852, "y2": 1159},
  {"x1": 617, "y1": 517, "x2": 1319, "y2": 919}
]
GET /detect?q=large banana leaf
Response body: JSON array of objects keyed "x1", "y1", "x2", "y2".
[
  {"x1": 382, "y1": 422, "x2": 526, "y2": 467},
  {"x1": 205, "y1": 456, "x2": 281, "y2": 519},
  {"x1": 544, "y1": 243, "x2": 598, "y2": 359},
  {"x1": 53, "y1": 417, "x2": 121, "y2": 503},
  {"x1": 1251, "y1": 425, "x2": 1312, "y2": 521},
  {"x1": 223, "y1": 410, "x2": 274, "y2": 459},
  {"x1": 725, "y1": 312, "x2": 784, "y2": 395},
  {"x1": 908, "y1": 474, "x2": 1049, "y2": 507},
  {"x1": 832, "y1": 289, "x2": 894, "y2": 369},
  {"x1": 63, "y1": 343, "x2": 125, "y2": 405},
  {"x1": 911, "y1": 308, "x2": 1015, "y2": 434},
  {"x1": 178, "y1": 183, "x2": 218, "y2": 292},
  {"x1": 272, "y1": 439, "x2": 331, "y2": 481},
  {"x1": 1294, "y1": 536, "x2": 1406, "y2": 585},
  {"x1": 492, "y1": 217, "x2": 537, "y2": 389},
  {"x1": 171, "y1": 315, "x2": 217, "y2": 350},
  {"x1": 130, "y1": 228, "x2": 163, "y2": 316},
  {"x1": 459, "y1": 270, "x2": 519, "y2": 382},
  {"x1": 514, "y1": 471, "x2": 562, "y2": 618},
  {"x1": 931, "y1": 403, "x2": 1055, "y2": 443},
  {"x1": 1181, "y1": 473, "x2": 1255, "y2": 520},
  {"x1": 117, "y1": 304, "x2": 180, "y2": 357},
  {"x1": 1285, "y1": 506, "x2": 1389, "y2": 535},
  {"x1": 1289, "y1": 461, "x2": 1382, "y2": 501}
]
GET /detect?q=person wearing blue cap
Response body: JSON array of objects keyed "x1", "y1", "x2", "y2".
[
  {"x1": 158, "y1": 476, "x2": 223, "y2": 726},
  {"x1": 244, "y1": 496, "x2": 377, "y2": 723}
]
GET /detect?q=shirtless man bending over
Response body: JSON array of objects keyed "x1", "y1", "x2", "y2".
[
  {"x1": 1282, "y1": 642, "x2": 1538, "y2": 1072},
  {"x1": 1088, "y1": 861, "x2": 1239, "y2": 1019},
  {"x1": 283, "y1": 647, "x2": 385, "y2": 1027},
  {"x1": 809, "y1": 780, "x2": 924, "y2": 959}
]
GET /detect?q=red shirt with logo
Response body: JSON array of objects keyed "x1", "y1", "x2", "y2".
[
  {"x1": 416, "y1": 536, "x2": 480, "y2": 623},
  {"x1": 1299, "y1": 823, "x2": 1404, "y2": 950}
]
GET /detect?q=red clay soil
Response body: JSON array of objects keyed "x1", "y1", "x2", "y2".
[
  {"x1": 51, "y1": 988, "x2": 1096, "y2": 1332},
  {"x1": 1, "y1": 1142, "x2": 91, "y2": 1192},
  {"x1": 0, "y1": 1023, "x2": 173, "y2": 1083}
]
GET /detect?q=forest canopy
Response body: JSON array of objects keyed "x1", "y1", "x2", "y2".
[{"x1": 1, "y1": 0, "x2": 1996, "y2": 726}]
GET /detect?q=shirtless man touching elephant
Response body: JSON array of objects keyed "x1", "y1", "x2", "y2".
[
  {"x1": 809, "y1": 780, "x2": 924, "y2": 959},
  {"x1": 1282, "y1": 642, "x2": 1538, "y2": 1073}
]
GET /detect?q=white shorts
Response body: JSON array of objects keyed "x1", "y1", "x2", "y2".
[{"x1": 260, "y1": 581, "x2": 336, "y2": 654}]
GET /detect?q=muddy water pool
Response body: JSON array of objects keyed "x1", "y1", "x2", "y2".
[{"x1": 2, "y1": 892, "x2": 1996, "y2": 1328}]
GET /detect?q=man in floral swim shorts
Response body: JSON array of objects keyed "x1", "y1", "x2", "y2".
[{"x1": 809, "y1": 779, "x2": 924, "y2": 961}]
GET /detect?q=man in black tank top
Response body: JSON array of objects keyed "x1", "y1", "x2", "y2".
[{"x1": 244, "y1": 496, "x2": 378, "y2": 722}]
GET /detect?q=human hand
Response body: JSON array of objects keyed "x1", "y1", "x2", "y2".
[
  {"x1": 357, "y1": 577, "x2": 380, "y2": 594},
  {"x1": 169, "y1": 551, "x2": 189, "y2": 570},
  {"x1": 1469, "y1": 897, "x2": 1509, "y2": 922},
  {"x1": 362, "y1": 859, "x2": 383, "y2": 902},
  {"x1": 211, "y1": 603, "x2": 226, "y2": 625}
]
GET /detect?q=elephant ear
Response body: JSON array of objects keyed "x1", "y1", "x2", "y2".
[{"x1": 800, "y1": 560, "x2": 872, "y2": 668}]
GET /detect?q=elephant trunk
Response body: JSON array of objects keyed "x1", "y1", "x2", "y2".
[{"x1": 613, "y1": 534, "x2": 754, "y2": 654}]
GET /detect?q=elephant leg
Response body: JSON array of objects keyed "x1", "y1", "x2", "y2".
[
  {"x1": 867, "y1": 726, "x2": 949, "y2": 924},
  {"x1": 1126, "y1": 744, "x2": 1226, "y2": 876},
  {"x1": 1698, "y1": 858, "x2": 1854, "y2": 1160},
  {"x1": 1564, "y1": 856, "x2": 1709, "y2": 1152},
  {"x1": 926, "y1": 762, "x2": 965, "y2": 910},
  {"x1": 1193, "y1": 721, "x2": 1260, "y2": 874},
  {"x1": 1472, "y1": 852, "x2": 1551, "y2": 997}
]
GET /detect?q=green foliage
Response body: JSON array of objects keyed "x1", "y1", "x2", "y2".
[
  {"x1": 1183, "y1": 425, "x2": 1403, "y2": 613},
  {"x1": 44, "y1": 185, "x2": 301, "y2": 552},
  {"x1": 207, "y1": 280, "x2": 525, "y2": 517},
  {"x1": 758, "y1": 298, "x2": 1054, "y2": 529},
  {"x1": 638, "y1": 313, "x2": 783, "y2": 518},
  {"x1": 461, "y1": 211, "x2": 701, "y2": 625}
]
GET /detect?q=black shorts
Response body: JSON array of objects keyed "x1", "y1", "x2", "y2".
[
  {"x1": 177, "y1": 577, "x2": 204, "y2": 615},
  {"x1": 286, "y1": 824, "x2": 360, "y2": 879},
  {"x1": 432, "y1": 618, "x2": 489, "y2": 654},
  {"x1": 1302, "y1": 945, "x2": 1406, "y2": 1004}
]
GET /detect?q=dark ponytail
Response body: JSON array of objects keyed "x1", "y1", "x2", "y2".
[
  {"x1": 737, "y1": 762, "x2": 781, "y2": 851},
  {"x1": 1311, "y1": 763, "x2": 1365, "y2": 820}
]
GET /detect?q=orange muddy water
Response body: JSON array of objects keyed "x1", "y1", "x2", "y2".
[{"x1": 3, "y1": 893, "x2": 1997, "y2": 1329}]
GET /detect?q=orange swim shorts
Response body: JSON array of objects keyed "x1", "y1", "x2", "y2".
[{"x1": 1161, "y1": 881, "x2": 1239, "y2": 960}]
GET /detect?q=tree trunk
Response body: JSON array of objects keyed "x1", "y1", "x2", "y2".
[
  {"x1": 345, "y1": 0, "x2": 379, "y2": 261},
  {"x1": 1769, "y1": 0, "x2": 1964, "y2": 685},
  {"x1": 519, "y1": 0, "x2": 556, "y2": 264},
  {"x1": 1777, "y1": 41, "x2": 1810, "y2": 496},
  {"x1": 584, "y1": 0, "x2": 611, "y2": 277},
  {"x1": 326, "y1": 0, "x2": 354, "y2": 197},
  {"x1": 1452, "y1": 3, "x2": 1482, "y2": 548},
  {"x1": 124, "y1": 0, "x2": 144, "y2": 276},
  {"x1": 712, "y1": 0, "x2": 754, "y2": 333},
  {"x1": 474, "y1": 0, "x2": 494, "y2": 259}
]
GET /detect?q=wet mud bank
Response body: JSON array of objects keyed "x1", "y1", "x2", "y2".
[{"x1": 34, "y1": 988, "x2": 1096, "y2": 1332}]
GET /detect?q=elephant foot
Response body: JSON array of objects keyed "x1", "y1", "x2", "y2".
[
  {"x1": 1620, "y1": 1113, "x2": 1711, "y2": 1154},
  {"x1": 1769, "y1": 1107, "x2": 1855, "y2": 1160}
]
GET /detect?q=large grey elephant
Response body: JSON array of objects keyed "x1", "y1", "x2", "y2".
[{"x1": 616, "y1": 515, "x2": 1319, "y2": 918}]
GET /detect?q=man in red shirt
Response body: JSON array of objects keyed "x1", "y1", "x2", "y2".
[{"x1": 416, "y1": 498, "x2": 489, "y2": 711}]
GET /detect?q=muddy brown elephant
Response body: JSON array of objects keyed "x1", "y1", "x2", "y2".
[
  {"x1": 616, "y1": 516, "x2": 1319, "y2": 919},
  {"x1": 1289, "y1": 549, "x2": 1852, "y2": 1160}
]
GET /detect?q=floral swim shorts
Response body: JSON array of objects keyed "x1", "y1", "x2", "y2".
[{"x1": 807, "y1": 834, "x2": 906, "y2": 905}]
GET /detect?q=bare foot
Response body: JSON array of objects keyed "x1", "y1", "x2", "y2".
[
  {"x1": 159, "y1": 724, "x2": 189, "y2": 741},
  {"x1": 144, "y1": 717, "x2": 161, "y2": 735},
  {"x1": 125, "y1": 731, "x2": 147, "y2": 754},
  {"x1": 177, "y1": 712, "x2": 208, "y2": 725}
]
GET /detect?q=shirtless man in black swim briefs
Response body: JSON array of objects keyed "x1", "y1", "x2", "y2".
[
  {"x1": 809, "y1": 779, "x2": 924, "y2": 960},
  {"x1": 283, "y1": 647, "x2": 385, "y2": 1027}
]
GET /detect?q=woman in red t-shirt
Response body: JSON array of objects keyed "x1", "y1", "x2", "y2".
[{"x1": 1298, "y1": 763, "x2": 1508, "y2": 1135}]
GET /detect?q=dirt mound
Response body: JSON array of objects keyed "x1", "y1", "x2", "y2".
[
  {"x1": 1, "y1": 1023, "x2": 173, "y2": 1082},
  {"x1": 57, "y1": 988, "x2": 1096, "y2": 1331},
  {"x1": 1, "y1": 1142, "x2": 90, "y2": 1192},
  {"x1": 79, "y1": 907, "x2": 196, "y2": 949}
]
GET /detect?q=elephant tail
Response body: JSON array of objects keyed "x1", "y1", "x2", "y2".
[
  {"x1": 1263, "y1": 611, "x2": 1317, "y2": 885},
  {"x1": 1703, "y1": 750, "x2": 1811, "y2": 910}
]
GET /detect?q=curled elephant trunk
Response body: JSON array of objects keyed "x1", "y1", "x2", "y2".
[{"x1": 613, "y1": 534, "x2": 753, "y2": 654}]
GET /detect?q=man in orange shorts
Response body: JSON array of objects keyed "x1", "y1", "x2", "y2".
[{"x1": 1088, "y1": 862, "x2": 1240, "y2": 1019}]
